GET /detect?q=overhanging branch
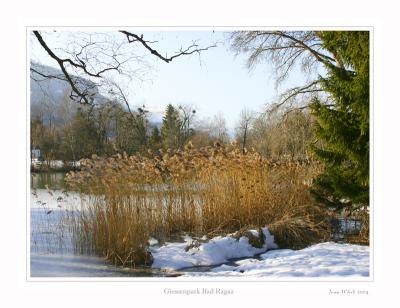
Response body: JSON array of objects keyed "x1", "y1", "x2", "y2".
[
  {"x1": 272, "y1": 80, "x2": 324, "y2": 112},
  {"x1": 120, "y1": 31, "x2": 217, "y2": 63},
  {"x1": 33, "y1": 31, "x2": 91, "y2": 104}
]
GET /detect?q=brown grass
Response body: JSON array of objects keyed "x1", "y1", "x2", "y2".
[{"x1": 66, "y1": 143, "x2": 330, "y2": 266}]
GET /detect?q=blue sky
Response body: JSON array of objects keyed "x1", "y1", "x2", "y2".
[{"x1": 31, "y1": 30, "x2": 307, "y2": 130}]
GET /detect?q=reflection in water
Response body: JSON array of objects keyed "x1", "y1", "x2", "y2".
[
  {"x1": 31, "y1": 172, "x2": 67, "y2": 190},
  {"x1": 30, "y1": 253, "x2": 180, "y2": 277}
]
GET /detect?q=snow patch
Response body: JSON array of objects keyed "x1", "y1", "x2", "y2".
[{"x1": 151, "y1": 228, "x2": 278, "y2": 270}]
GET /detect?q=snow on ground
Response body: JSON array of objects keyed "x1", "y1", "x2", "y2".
[
  {"x1": 150, "y1": 229, "x2": 369, "y2": 278},
  {"x1": 180, "y1": 242, "x2": 369, "y2": 278},
  {"x1": 151, "y1": 228, "x2": 278, "y2": 270}
]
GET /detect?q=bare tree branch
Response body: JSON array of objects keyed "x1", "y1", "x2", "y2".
[
  {"x1": 30, "y1": 67, "x2": 67, "y2": 82},
  {"x1": 270, "y1": 31, "x2": 337, "y2": 67},
  {"x1": 281, "y1": 103, "x2": 335, "y2": 119},
  {"x1": 107, "y1": 81, "x2": 134, "y2": 116},
  {"x1": 120, "y1": 31, "x2": 217, "y2": 63},
  {"x1": 33, "y1": 31, "x2": 94, "y2": 104},
  {"x1": 274, "y1": 80, "x2": 323, "y2": 110}
]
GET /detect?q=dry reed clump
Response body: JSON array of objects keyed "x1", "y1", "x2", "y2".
[
  {"x1": 66, "y1": 143, "x2": 330, "y2": 266},
  {"x1": 69, "y1": 195, "x2": 153, "y2": 267}
]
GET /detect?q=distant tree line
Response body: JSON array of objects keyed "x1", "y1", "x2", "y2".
[
  {"x1": 31, "y1": 92, "x2": 318, "y2": 166},
  {"x1": 30, "y1": 97, "x2": 232, "y2": 163}
]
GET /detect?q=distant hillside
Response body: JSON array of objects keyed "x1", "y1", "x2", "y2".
[
  {"x1": 30, "y1": 62, "x2": 163, "y2": 128},
  {"x1": 30, "y1": 62, "x2": 110, "y2": 126}
]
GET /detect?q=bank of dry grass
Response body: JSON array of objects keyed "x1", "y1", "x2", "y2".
[{"x1": 66, "y1": 143, "x2": 330, "y2": 266}]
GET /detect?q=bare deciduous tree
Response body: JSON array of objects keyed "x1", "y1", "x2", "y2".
[
  {"x1": 210, "y1": 113, "x2": 229, "y2": 143},
  {"x1": 235, "y1": 108, "x2": 254, "y2": 154},
  {"x1": 177, "y1": 104, "x2": 196, "y2": 145},
  {"x1": 229, "y1": 31, "x2": 344, "y2": 113}
]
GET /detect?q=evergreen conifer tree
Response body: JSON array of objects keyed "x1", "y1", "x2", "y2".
[
  {"x1": 149, "y1": 126, "x2": 162, "y2": 151},
  {"x1": 310, "y1": 31, "x2": 369, "y2": 210},
  {"x1": 160, "y1": 104, "x2": 182, "y2": 149}
]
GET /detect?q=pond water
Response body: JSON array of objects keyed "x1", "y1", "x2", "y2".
[
  {"x1": 31, "y1": 172, "x2": 68, "y2": 190},
  {"x1": 29, "y1": 172, "x2": 218, "y2": 277},
  {"x1": 29, "y1": 172, "x2": 162, "y2": 277}
]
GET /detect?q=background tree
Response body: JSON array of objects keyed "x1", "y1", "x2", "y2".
[
  {"x1": 133, "y1": 107, "x2": 149, "y2": 152},
  {"x1": 148, "y1": 126, "x2": 162, "y2": 152},
  {"x1": 209, "y1": 112, "x2": 229, "y2": 143},
  {"x1": 68, "y1": 108, "x2": 106, "y2": 159},
  {"x1": 177, "y1": 104, "x2": 196, "y2": 147},
  {"x1": 235, "y1": 108, "x2": 254, "y2": 153},
  {"x1": 249, "y1": 110, "x2": 314, "y2": 159},
  {"x1": 278, "y1": 110, "x2": 314, "y2": 159},
  {"x1": 112, "y1": 108, "x2": 141, "y2": 155},
  {"x1": 30, "y1": 112, "x2": 61, "y2": 166},
  {"x1": 37, "y1": 125, "x2": 61, "y2": 167},
  {"x1": 58, "y1": 90, "x2": 79, "y2": 162},
  {"x1": 161, "y1": 104, "x2": 182, "y2": 150},
  {"x1": 30, "y1": 118, "x2": 44, "y2": 159}
]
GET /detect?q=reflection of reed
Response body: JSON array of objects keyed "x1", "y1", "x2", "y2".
[
  {"x1": 30, "y1": 172, "x2": 67, "y2": 190},
  {"x1": 30, "y1": 191, "x2": 79, "y2": 255}
]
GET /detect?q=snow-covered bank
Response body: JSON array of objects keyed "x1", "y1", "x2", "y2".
[
  {"x1": 151, "y1": 228, "x2": 278, "y2": 270},
  {"x1": 150, "y1": 230, "x2": 369, "y2": 278},
  {"x1": 180, "y1": 242, "x2": 369, "y2": 278}
]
